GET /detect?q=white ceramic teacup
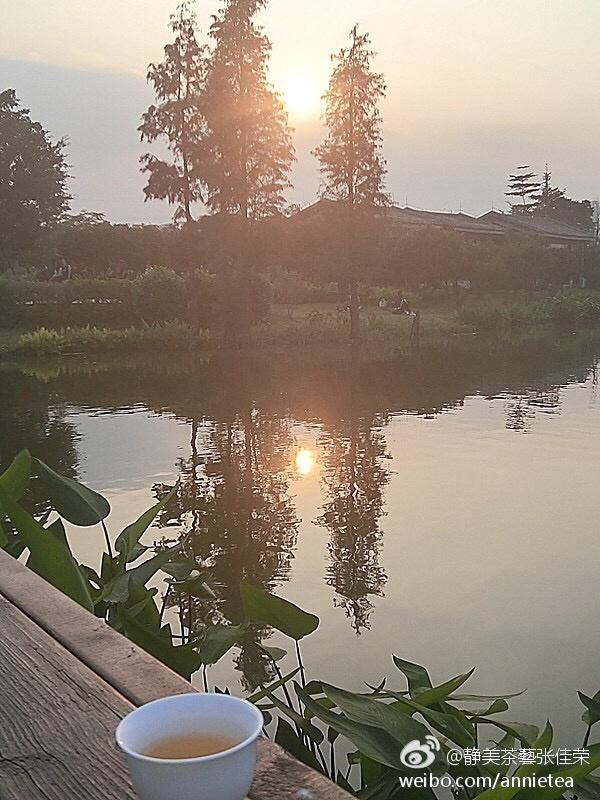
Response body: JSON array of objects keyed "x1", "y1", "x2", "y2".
[{"x1": 115, "y1": 693, "x2": 263, "y2": 800}]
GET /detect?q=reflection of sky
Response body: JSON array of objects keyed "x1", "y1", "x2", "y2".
[
  {"x1": 52, "y1": 374, "x2": 600, "y2": 745},
  {"x1": 69, "y1": 409, "x2": 190, "y2": 489}
]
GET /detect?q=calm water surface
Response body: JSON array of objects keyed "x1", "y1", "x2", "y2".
[{"x1": 3, "y1": 339, "x2": 600, "y2": 743}]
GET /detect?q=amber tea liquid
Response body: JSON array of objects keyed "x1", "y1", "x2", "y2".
[{"x1": 145, "y1": 733, "x2": 237, "y2": 760}]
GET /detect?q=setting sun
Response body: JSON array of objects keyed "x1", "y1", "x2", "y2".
[{"x1": 281, "y1": 75, "x2": 322, "y2": 117}]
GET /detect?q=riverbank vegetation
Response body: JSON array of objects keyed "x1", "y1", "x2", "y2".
[
  {"x1": 1, "y1": 450, "x2": 600, "y2": 799},
  {"x1": 5, "y1": 276, "x2": 600, "y2": 359},
  {"x1": 13, "y1": 321, "x2": 209, "y2": 356}
]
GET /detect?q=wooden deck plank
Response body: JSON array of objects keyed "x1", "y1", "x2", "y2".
[
  {"x1": 0, "y1": 550, "x2": 352, "y2": 799},
  {"x1": 0, "y1": 594, "x2": 136, "y2": 799}
]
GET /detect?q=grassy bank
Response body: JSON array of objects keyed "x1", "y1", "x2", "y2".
[
  {"x1": 254, "y1": 303, "x2": 467, "y2": 359},
  {"x1": 4, "y1": 290, "x2": 600, "y2": 360}
]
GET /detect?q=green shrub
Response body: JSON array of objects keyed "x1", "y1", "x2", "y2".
[
  {"x1": 132, "y1": 266, "x2": 187, "y2": 322},
  {"x1": 209, "y1": 269, "x2": 272, "y2": 330}
]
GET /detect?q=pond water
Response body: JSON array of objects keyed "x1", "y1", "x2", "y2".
[{"x1": 2, "y1": 335, "x2": 600, "y2": 745}]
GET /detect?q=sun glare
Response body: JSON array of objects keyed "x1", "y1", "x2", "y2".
[
  {"x1": 281, "y1": 75, "x2": 322, "y2": 117},
  {"x1": 295, "y1": 447, "x2": 316, "y2": 477}
]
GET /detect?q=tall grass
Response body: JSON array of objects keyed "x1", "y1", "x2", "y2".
[
  {"x1": 14, "y1": 322, "x2": 210, "y2": 356},
  {"x1": 252, "y1": 308, "x2": 454, "y2": 360}
]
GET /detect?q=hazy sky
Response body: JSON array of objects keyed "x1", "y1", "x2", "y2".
[{"x1": 2, "y1": 0, "x2": 599, "y2": 223}]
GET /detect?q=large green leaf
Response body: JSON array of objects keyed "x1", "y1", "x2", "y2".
[
  {"x1": 580, "y1": 691, "x2": 600, "y2": 726},
  {"x1": 409, "y1": 668, "x2": 475, "y2": 706},
  {"x1": 379, "y1": 685, "x2": 474, "y2": 745},
  {"x1": 122, "y1": 612, "x2": 202, "y2": 680},
  {"x1": 125, "y1": 583, "x2": 161, "y2": 630},
  {"x1": 115, "y1": 487, "x2": 176, "y2": 565},
  {"x1": 0, "y1": 487, "x2": 93, "y2": 612},
  {"x1": 33, "y1": 457, "x2": 110, "y2": 526},
  {"x1": 391, "y1": 695, "x2": 475, "y2": 749},
  {"x1": 470, "y1": 716, "x2": 539, "y2": 746},
  {"x1": 246, "y1": 669, "x2": 301, "y2": 704},
  {"x1": 475, "y1": 722, "x2": 553, "y2": 800},
  {"x1": 198, "y1": 624, "x2": 246, "y2": 665},
  {"x1": 322, "y1": 683, "x2": 450, "y2": 768},
  {"x1": 268, "y1": 692, "x2": 324, "y2": 744},
  {"x1": 456, "y1": 699, "x2": 510, "y2": 717},
  {"x1": 0, "y1": 449, "x2": 31, "y2": 501},
  {"x1": 0, "y1": 450, "x2": 32, "y2": 552},
  {"x1": 392, "y1": 656, "x2": 433, "y2": 694},
  {"x1": 102, "y1": 542, "x2": 183, "y2": 603},
  {"x1": 161, "y1": 560, "x2": 197, "y2": 581},
  {"x1": 449, "y1": 691, "x2": 526, "y2": 702},
  {"x1": 487, "y1": 742, "x2": 600, "y2": 800},
  {"x1": 295, "y1": 682, "x2": 409, "y2": 772},
  {"x1": 175, "y1": 573, "x2": 216, "y2": 599},
  {"x1": 240, "y1": 583, "x2": 319, "y2": 640},
  {"x1": 0, "y1": 520, "x2": 8, "y2": 548},
  {"x1": 574, "y1": 775, "x2": 600, "y2": 800},
  {"x1": 514, "y1": 743, "x2": 600, "y2": 799},
  {"x1": 259, "y1": 645, "x2": 288, "y2": 663}
]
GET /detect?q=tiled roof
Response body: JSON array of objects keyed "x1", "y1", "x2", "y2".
[
  {"x1": 479, "y1": 211, "x2": 595, "y2": 242},
  {"x1": 382, "y1": 206, "x2": 504, "y2": 235},
  {"x1": 297, "y1": 200, "x2": 503, "y2": 235},
  {"x1": 296, "y1": 201, "x2": 594, "y2": 242}
]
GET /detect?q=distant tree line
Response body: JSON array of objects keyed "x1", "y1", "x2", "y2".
[{"x1": 1, "y1": 0, "x2": 599, "y2": 326}]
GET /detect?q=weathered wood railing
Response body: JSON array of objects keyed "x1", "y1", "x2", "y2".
[{"x1": 0, "y1": 549, "x2": 351, "y2": 799}]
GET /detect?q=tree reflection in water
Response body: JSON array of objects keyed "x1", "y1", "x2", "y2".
[
  {"x1": 155, "y1": 406, "x2": 299, "y2": 689},
  {"x1": 317, "y1": 358, "x2": 390, "y2": 633}
]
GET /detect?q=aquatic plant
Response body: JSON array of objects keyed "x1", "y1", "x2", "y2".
[{"x1": 13, "y1": 321, "x2": 209, "y2": 355}]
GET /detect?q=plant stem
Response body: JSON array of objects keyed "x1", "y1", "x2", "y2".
[
  {"x1": 177, "y1": 589, "x2": 185, "y2": 642},
  {"x1": 583, "y1": 725, "x2": 591, "y2": 747},
  {"x1": 295, "y1": 640, "x2": 306, "y2": 687},
  {"x1": 330, "y1": 740, "x2": 336, "y2": 781},
  {"x1": 273, "y1": 660, "x2": 298, "y2": 714},
  {"x1": 101, "y1": 520, "x2": 114, "y2": 560},
  {"x1": 159, "y1": 583, "x2": 172, "y2": 624},
  {"x1": 315, "y1": 741, "x2": 328, "y2": 776},
  {"x1": 202, "y1": 664, "x2": 209, "y2": 693}
]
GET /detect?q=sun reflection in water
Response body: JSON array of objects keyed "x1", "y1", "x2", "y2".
[{"x1": 295, "y1": 447, "x2": 315, "y2": 477}]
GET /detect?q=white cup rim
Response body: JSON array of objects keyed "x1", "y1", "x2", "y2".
[{"x1": 115, "y1": 692, "x2": 263, "y2": 765}]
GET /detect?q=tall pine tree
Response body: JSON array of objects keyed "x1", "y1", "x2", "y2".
[
  {"x1": 534, "y1": 166, "x2": 564, "y2": 217},
  {"x1": 506, "y1": 165, "x2": 540, "y2": 215},
  {"x1": 202, "y1": 0, "x2": 293, "y2": 222},
  {"x1": 139, "y1": 2, "x2": 206, "y2": 224},
  {"x1": 201, "y1": 0, "x2": 294, "y2": 337},
  {"x1": 314, "y1": 26, "x2": 388, "y2": 345}
]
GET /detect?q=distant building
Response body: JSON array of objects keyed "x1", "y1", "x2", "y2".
[
  {"x1": 297, "y1": 200, "x2": 595, "y2": 249},
  {"x1": 382, "y1": 206, "x2": 503, "y2": 238},
  {"x1": 478, "y1": 210, "x2": 595, "y2": 249}
]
